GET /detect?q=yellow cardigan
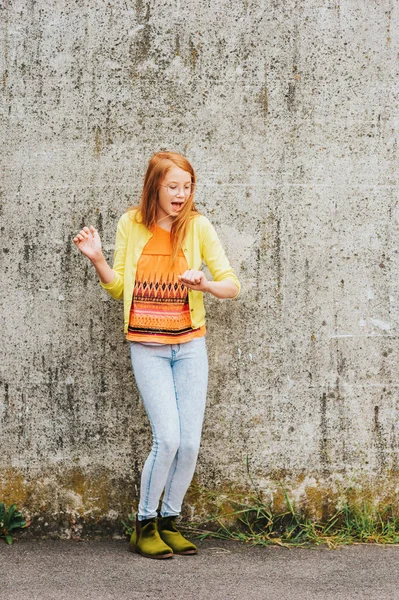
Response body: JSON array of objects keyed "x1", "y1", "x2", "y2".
[{"x1": 100, "y1": 210, "x2": 241, "y2": 333}]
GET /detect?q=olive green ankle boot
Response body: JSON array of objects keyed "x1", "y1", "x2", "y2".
[
  {"x1": 158, "y1": 516, "x2": 197, "y2": 555},
  {"x1": 129, "y1": 517, "x2": 173, "y2": 559}
]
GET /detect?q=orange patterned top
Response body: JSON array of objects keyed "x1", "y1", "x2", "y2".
[{"x1": 126, "y1": 225, "x2": 206, "y2": 344}]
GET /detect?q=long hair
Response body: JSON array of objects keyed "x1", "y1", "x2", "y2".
[{"x1": 129, "y1": 151, "x2": 199, "y2": 263}]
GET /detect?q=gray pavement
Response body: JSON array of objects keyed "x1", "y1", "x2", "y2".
[{"x1": 2, "y1": 538, "x2": 399, "y2": 600}]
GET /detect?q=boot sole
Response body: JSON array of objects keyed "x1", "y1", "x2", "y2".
[{"x1": 129, "y1": 545, "x2": 174, "y2": 559}]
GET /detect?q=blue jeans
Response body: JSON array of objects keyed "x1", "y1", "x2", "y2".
[{"x1": 129, "y1": 337, "x2": 208, "y2": 520}]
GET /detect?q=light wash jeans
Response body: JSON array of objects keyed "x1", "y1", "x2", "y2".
[{"x1": 129, "y1": 337, "x2": 208, "y2": 520}]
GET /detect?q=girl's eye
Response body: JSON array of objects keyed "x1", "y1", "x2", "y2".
[{"x1": 169, "y1": 185, "x2": 178, "y2": 190}]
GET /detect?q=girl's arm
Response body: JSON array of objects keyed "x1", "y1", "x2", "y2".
[
  {"x1": 73, "y1": 226, "x2": 115, "y2": 284},
  {"x1": 178, "y1": 218, "x2": 240, "y2": 299},
  {"x1": 178, "y1": 271, "x2": 238, "y2": 298}
]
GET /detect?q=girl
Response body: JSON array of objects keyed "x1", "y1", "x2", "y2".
[{"x1": 73, "y1": 152, "x2": 240, "y2": 559}]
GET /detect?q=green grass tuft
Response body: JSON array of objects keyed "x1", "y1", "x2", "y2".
[
  {"x1": 0, "y1": 502, "x2": 30, "y2": 545},
  {"x1": 182, "y1": 489, "x2": 399, "y2": 548}
]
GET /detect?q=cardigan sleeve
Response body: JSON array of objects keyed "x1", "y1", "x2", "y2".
[
  {"x1": 200, "y1": 217, "x2": 241, "y2": 297},
  {"x1": 99, "y1": 213, "x2": 129, "y2": 300}
]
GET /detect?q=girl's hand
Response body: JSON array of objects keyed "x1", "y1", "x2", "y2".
[
  {"x1": 73, "y1": 226, "x2": 103, "y2": 263},
  {"x1": 178, "y1": 270, "x2": 210, "y2": 292}
]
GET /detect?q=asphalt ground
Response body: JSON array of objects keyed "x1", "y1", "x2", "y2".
[{"x1": 2, "y1": 538, "x2": 399, "y2": 600}]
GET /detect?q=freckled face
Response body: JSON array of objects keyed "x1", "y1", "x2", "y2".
[{"x1": 156, "y1": 166, "x2": 192, "y2": 222}]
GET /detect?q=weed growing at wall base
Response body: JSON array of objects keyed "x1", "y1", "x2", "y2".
[
  {"x1": 121, "y1": 513, "x2": 135, "y2": 537},
  {"x1": 0, "y1": 503, "x2": 30, "y2": 545},
  {"x1": 184, "y1": 489, "x2": 399, "y2": 548},
  {"x1": 121, "y1": 491, "x2": 399, "y2": 547}
]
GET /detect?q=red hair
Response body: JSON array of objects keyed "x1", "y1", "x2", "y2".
[{"x1": 129, "y1": 151, "x2": 199, "y2": 262}]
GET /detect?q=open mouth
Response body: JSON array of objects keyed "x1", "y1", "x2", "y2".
[{"x1": 171, "y1": 201, "x2": 184, "y2": 211}]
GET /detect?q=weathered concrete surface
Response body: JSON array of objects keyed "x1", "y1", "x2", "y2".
[
  {"x1": 2, "y1": 539, "x2": 399, "y2": 600},
  {"x1": 1, "y1": 0, "x2": 399, "y2": 532}
]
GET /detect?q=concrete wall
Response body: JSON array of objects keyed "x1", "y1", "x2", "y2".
[{"x1": 1, "y1": 0, "x2": 399, "y2": 536}]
